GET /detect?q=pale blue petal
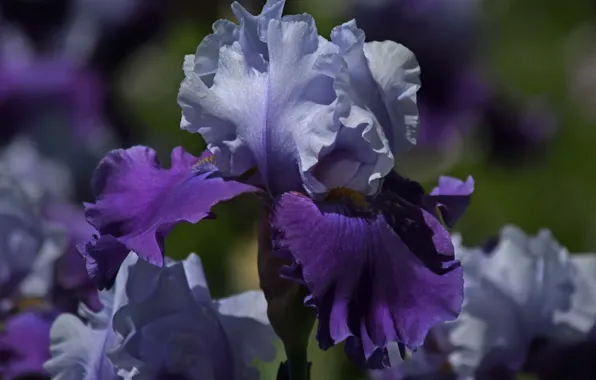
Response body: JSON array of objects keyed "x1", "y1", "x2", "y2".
[
  {"x1": 216, "y1": 291, "x2": 277, "y2": 379},
  {"x1": 554, "y1": 254, "x2": 596, "y2": 339},
  {"x1": 44, "y1": 253, "x2": 138, "y2": 380},
  {"x1": 18, "y1": 222, "x2": 68, "y2": 298},
  {"x1": 179, "y1": 15, "x2": 340, "y2": 195},
  {"x1": 330, "y1": 20, "x2": 420, "y2": 155},
  {"x1": 447, "y1": 226, "x2": 577, "y2": 377},
  {"x1": 109, "y1": 254, "x2": 276, "y2": 380}
]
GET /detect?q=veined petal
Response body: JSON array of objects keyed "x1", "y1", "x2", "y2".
[
  {"x1": 330, "y1": 20, "x2": 421, "y2": 155},
  {"x1": 271, "y1": 192, "x2": 462, "y2": 368},
  {"x1": 179, "y1": 15, "x2": 340, "y2": 195},
  {"x1": 83, "y1": 146, "x2": 257, "y2": 282}
]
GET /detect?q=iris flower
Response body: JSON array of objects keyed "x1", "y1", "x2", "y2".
[
  {"x1": 447, "y1": 227, "x2": 596, "y2": 379},
  {"x1": 79, "y1": 0, "x2": 473, "y2": 369},
  {"x1": 45, "y1": 252, "x2": 275, "y2": 380}
]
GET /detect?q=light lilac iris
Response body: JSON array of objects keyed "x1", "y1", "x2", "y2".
[
  {"x1": 447, "y1": 227, "x2": 596, "y2": 378},
  {"x1": 79, "y1": 0, "x2": 474, "y2": 369},
  {"x1": 44, "y1": 252, "x2": 274, "y2": 380}
]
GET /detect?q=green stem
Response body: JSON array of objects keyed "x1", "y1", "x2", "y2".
[{"x1": 285, "y1": 344, "x2": 310, "y2": 380}]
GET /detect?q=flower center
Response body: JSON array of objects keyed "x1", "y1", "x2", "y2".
[
  {"x1": 192, "y1": 153, "x2": 215, "y2": 171},
  {"x1": 325, "y1": 187, "x2": 369, "y2": 209}
]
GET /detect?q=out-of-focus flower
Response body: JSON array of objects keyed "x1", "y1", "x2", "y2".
[
  {"x1": 352, "y1": 0, "x2": 556, "y2": 167},
  {"x1": 0, "y1": 137, "x2": 74, "y2": 203},
  {"x1": 565, "y1": 25, "x2": 596, "y2": 122},
  {"x1": 0, "y1": 173, "x2": 66, "y2": 303},
  {"x1": 0, "y1": 309, "x2": 56, "y2": 380},
  {"x1": 81, "y1": 0, "x2": 474, "y2": 369},
  {"x1": 45, "y1": 252, "x2": 275, "y2": 380},
  {"x1": 44, "y1": 253, "x2": 136, "y2": 380},
  {"x1": 447, "y1": 226, "x2": 596, "y2": 378},
  {"x1": 0, "y1": 138, "x2": 96, "y2": 310}
]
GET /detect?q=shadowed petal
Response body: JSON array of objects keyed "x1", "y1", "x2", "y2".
[
  {"x1": 272, "y1": 192, "x2": 462, "y2": 368},
  {"x1": 44, "y1": 253, "x2": 139, "y2": 380},
  {"x1": 429, "y1": 176, "x2": 474, "y2": 227},
  {"x1": 77, "y1": 235, "x2": 130, "y2": 290},
  {"x1": 83, "y1": 146, "x2": 258, "y2": 272},
  {"x1": 108, "y1": 254, "x2": 275, "y2": 380},
  {"x1": 330, "y1": 20, "x2": 420, "y2": 155}
]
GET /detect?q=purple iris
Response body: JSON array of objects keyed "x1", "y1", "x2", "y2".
[{"x1": 79, "y1": 0, "x2": 474, "y2": 369}]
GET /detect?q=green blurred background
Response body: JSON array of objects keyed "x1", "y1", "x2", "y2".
[{"x1": 113, "y1": 0, "x2": 596, "y2": 378}]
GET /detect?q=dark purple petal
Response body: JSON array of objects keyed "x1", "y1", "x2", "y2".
[
  {"x1": 428, "y1": 176, "x2": 474, "y2": 228},
  {"x1": 77, "y1": 235, "x2": 130, "y2": 290},
  {"x1": 378, "y1": 173, "x2": 462, "y2": 274},
  {"x1": 84, "y1": 146, "x2": 258, "y2": 267},
  {"x1": 43, "y1": 201, "x2": 98, "y2": 309},
  {"x1": 271, "y1": 192, "x2": 462, "y2": 368}
]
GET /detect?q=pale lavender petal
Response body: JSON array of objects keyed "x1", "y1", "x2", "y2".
[
  {"x1": 330, "y1": 20, "x2": 420, "y2": 155},
  {"x1": 44, "y1": 253, "x2": 139, "y2": 380},
  {"x1": 448, "y1": 227, "x2": 577, "y2": 377},
  {"x1": 179, "y1": 14, "x2": 340, "y2": 195},
  {"x1": 108, "y1": 254, "x2": 275, "y2": 380}
]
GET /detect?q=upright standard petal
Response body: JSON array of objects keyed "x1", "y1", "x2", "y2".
[
  {"x1": 44, "y1": 253, "x2": 139, "y2": 380},
  {"x1": 179, "y1": 14, "x2": 340, "y2": 195},
  {"x1": 271, "y1": 188, "x2": 462, "y2": 369},
  {"x1": 108, "y1": 254, "x2": 276, "y2": 380},
  {"x1": 82, "y1": 146, "x2": 257, "y2": 285},
  {"x1": 330, "y1": 20, "x2": 421, "y2": 155}
]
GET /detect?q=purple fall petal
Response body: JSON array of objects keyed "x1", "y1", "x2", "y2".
[
  {"x1": 84, "y1": 146, "x2": 258, "y2": 270},
  {"x1": 428, "y1": 176, "x2": 474, "y2": 228},
  {"x1": 271, "y1": 191, "x2": 462, "y2": 368}
]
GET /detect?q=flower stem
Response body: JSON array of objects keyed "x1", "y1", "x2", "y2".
[{"x1": 284, "y1": 344, "x2": 310, "y2": 380}]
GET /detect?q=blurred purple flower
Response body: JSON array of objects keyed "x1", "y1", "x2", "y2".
[
  {"x1": 80, "y1": 0, "x2": 474, "y2": 369},
  {"x1": 0, "y1": 309, "x2": 55, "y2": 380},
  {"x1": 44, "y1": 200, "x2": 100, "y2": 312},
  {"x1": 45, "y1": 252, "x2": 275, "y2": 380}
]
